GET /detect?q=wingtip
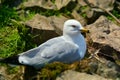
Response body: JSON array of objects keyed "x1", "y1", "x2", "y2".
[{"x1": 0, "y1": 55, "x2": 21, "y2": 65}]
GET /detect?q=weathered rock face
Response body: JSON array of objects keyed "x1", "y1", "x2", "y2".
[
  {"x1": 96, "y1": 60, "x2": 120, "y2": 79},
  {"x1": 71, "y1": 10, "x2": 87, "y2": 26},
  {"x1": 88, "y1": 59, "x2": 120, "y2": 79},
  {"x1": 78, "y1": 0, "x2": 115, "y2": 22},
  {"x1": 56, "y1": 70, "x2": 112, "y2": 80},
  {"x1": 23, "y1": 0, "x2": 56, "y2": 9},
  {"x1": 25, "y1": 14, "x2": 59, "y2": 44},
  {"x1": 25, "y1": 14, "x2": 54, "y2": 30},
  {"x1": 0, "y1": 67, "x2": 7, "y2": 80},
  {"x1": 86, "y1": 0, "x2": 115, "y2": 11},
  {"x1": 78, "y1": 0, "x2": 115, "y2": 10},
  {"x1": 86, "y1": 15, "x2": 120, "y2": 68},
  {"x1": 87, "y1": 16, "x2": 120, "y2": 52},
  {"x1": 48, "y1": 16, "x2": 68, "y2": 35},
  {"x1": 24, "y1": 14, "x2": 70, "y2": 44},
  {"x1": 55, "y1": 0, "x2": 71, "y2": 10},
  {"x1": 22, "y1": 0, "x2": 75, "y2": 10}
]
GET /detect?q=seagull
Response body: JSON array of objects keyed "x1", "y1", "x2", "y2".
[{"x1": 0, "y1": 19, "x2": 89, "y2": 69}]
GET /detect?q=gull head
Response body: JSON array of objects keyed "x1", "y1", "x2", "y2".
[{"x1": 63, "y1": 19, "x2": 89, "y2": 36}]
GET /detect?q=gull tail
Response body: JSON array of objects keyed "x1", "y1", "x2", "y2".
[{"x1": 0, "y1": 55, "x2": 22, "y2": 65}]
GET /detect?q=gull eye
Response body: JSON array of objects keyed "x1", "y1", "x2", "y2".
[{"x1": 71, "y1": 25, "x2": 76, "y2": 28}]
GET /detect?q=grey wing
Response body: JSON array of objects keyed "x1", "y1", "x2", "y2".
[
  {"x1": 40, "y1": 41, "x2": 80, "y2": 63},
  {"x1": 19, "y1": 37, "x2": 64, "y2": 57},
  {"x1": 18, "y1": 37, "x2": 66, "y2": 65}
]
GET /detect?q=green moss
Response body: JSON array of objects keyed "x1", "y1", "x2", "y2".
[
  {"x1": 0, "y1": 26, "x2": 20, "y2": 57},
  {"x1": 6, "y1": 66, "x2": 20, "y2": 74},
  {"x1": 80, "y1": 6, "x2": 89, "y2": 18},
  {"x1": 0, "y1": 6, "x2": 19, "y2": 28},
  {"x1": 106, "y1": 10, "x2": 120, "y2": 22},
  {"x1": 39, "y1": 62, "x2": 69, "y2": 80}
]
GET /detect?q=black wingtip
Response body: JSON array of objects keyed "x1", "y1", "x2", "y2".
[{"x1": 0, "y1": 55, "x2": 22, "y2": 65}]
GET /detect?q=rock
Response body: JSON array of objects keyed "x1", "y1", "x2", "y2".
[
  {"x1": 78, "y1": 0, "x2": 115, "y2": 12},
  {"x1": 55, "y1": 0, "x2": 71, "y2": 10},
  {"x1": 25, "y1": 14, "x2": 59, "y2": 44},
  {"x1": 87, "y1": 16, "x2": 120, "y2": 58},
  {"x1": 25, "y1": 14, "x2": 70, "y2": 44},
  {"x1": 48, "y1": 15, "x2": 68, "y2": 35},
  {"x1": 71, "y1": 10, "x2": 87, "y2": 26},
  {"x1": 56, "y1": 70, "x2": 111, "y2": 80},
  {"x1": 86, "y1": 58, "x2": 120, "y2": 79},
  {"x1": 86, "y1": 0, "x2": 115, "y2": 12},
  {"x1": 77, "y1": 59, "x2": 120, "y2": 79},
  {"x1": 96, "y1": 60, "x2": 120, "y2": 79},
  {"x1": 0, "y1": 67, "x2": 7, "y2": 80},
  {"x1": 23, "y1": 0, "x2": 56, "y2": 10},
  {"x1": 22, "y1": 0, "x2": 76, "y2": 10},
  {"x1": 0, "y1": 74, "x2": 5, "y2": 80},
  {"x1": 25, "y1": 14, "x2": 54, "y2": 30},
  {"x1": 78, "y1": 0, "x2": 115, "y2": 23}
]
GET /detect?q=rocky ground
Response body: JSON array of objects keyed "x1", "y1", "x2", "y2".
[{"x1": 0, "y1": 0, "x2": 120, "y2": 80}]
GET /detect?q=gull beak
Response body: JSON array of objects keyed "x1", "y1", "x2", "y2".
[{"x1": 80, "y1": 28, "x2": 89, "y2": 33}]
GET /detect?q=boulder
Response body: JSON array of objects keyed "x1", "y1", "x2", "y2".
[
  {"x1": 56, "y1": 70, "x2": 112, "y2": 80},
  {"x1": 0, "y1": 67, "x2": 7, "y2": 80},
  {"x1": 25, "y1": 14, "x2": 54, "y2": 31},
  {"x1": 71, "y1": 10, "x2": 87, "y2": 26},
  {"x1": 48, "y1": 15, "x2": 68, "y2": 35},
  {"x1": 55, "y1": 0, "x2": 71, "y2": 10},
  {"x1": 86, "y1": 16, "x2": 120, "y2": 65},
  {"x1": 78, "y1": 0, "x2": 115, "y2": 12},
  {"x1": 23, "y1": 0, "x2": 56, "y2": 10},
  {"x1": 86, "y1": 0, "x2": 115, "y2": 12},
  {"x1": 87, "y1": 16, "x2": 120, "y2": 52},
  {"x1": 25, "y1": 14, "x2": 59, "y2": 44},
  {"x1": 86, "y1": 58, "x2": 120, "y2": 79},
  {"x1": 78, "y1": 0, "x2": 115, "y2": 23},
  {"x1": 96, "y1": 60, "x2": 120, "y2": 79},
  {"x1": 25, "y1": 14, "x2": 69, "y2": 44},
  {"x1": 22, "y1": 0, "x2": 75, "y2": 10}
]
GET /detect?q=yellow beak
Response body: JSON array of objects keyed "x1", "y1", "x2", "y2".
[{"x1": 80, "y1": 28, "x2": 89, "y2": 33}]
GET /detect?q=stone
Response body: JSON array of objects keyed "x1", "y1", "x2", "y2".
[
  {"x1": 55, "y1": 0, "x2": 71, "y2": 10},
  {"x1": 48, "y1": 15, "x2": 68, "y2": 35},
  {"x1": 71, "y1": 10, "x2": 87, "y2": 26},
  {"x1": 87, "y1": 16, "x2": 120, "y2": 52},
  {"x1": 96, "y1": 60, "x2": 120, "y2": 79},
  {"x1": 22, "y1": 0, "x2": 75, "y2": 10},
  {"x1": 86, "y1": 15, "x2": 120, "y2": 67},
  {"x1": 0, "y1": 67, "x2": 7, "y2": 80},
  {"x1": 25, "y1": 14, "x2": 54, "y2": 31},
  {"x1": 56, "y1": 70, "x2": 112, "y2": 80},
  {"x1": 76, "y1": 59, "x2": 120, "y2": 79},
  {"x1": 25, "y1": 14, "x2": 59, "y2": 44},
  {"x1": 78, "y1": 0, "x2": 115, "y2": 23},
  {"x1": 84, "y1": 0, "x2": 115, "y2": 12},
  {"x1": 23, "y1": 0, "x2": 56, "y2": 10}
]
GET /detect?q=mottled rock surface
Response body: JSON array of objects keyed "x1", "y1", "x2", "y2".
[
  {"x1": 25, "y1": 14, "x2": 59, "y2": 44},
  {"x1": 23, "y1": 0, "x2": 56, "y2": 9},
  {"x1": 87, "y1": 16, "x2": 120, "y2": 52},
  {"x1": 0, "y1": 67, "x2": 7, "y2": 80},
  {"x1": 25, "y1": 14, "x2": 54, "y2": 30},
  {"x1": 48, "y1": 15, "x2": 68, "y2": 35},
  {"x1": 56, "y1": 70, "x2": 112, "y2": 80}
]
